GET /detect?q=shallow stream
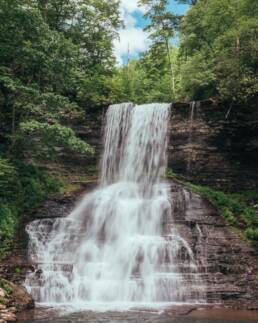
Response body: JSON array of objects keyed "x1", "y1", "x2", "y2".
[{"x1": 18, "y1": 308, "x2": 258, "y2": 323}]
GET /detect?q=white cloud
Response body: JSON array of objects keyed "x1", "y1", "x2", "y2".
[
  {"x1": 119, "y1": 0, "x2": 146, "y2": 14},
  {"x1": 113, "y1": 0, "x2": 150, "y2": 65},
  {"x1": 114, "y1": 27, "x2": 150, "y2": 65}
]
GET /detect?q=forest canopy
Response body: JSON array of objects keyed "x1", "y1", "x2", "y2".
[{"x1": 112, "y1": 0, "x2": 258, "y2": 104}]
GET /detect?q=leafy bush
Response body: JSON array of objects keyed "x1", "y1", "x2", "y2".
[
  {"x1": 0, "y1": 205, "x2": 17, "y2": 258},
  {"x1": 18, "y1": 163, "x2": 62, "y2": 211},
  {"x1": 0, "y1": 160, "x2": 63, "y2": 258},
  {"x1": 20, "y1": 121, "x2": 94, "y2": 157},
  {"x1": 0, "y1": 159, "x2": 19, "y2": 202},
  {"x1": 0, "y1": 278, "x2": 13, "y2": 295},
  {"x1": 246, "y1": 228, "x2": 258, "y2": 241}
]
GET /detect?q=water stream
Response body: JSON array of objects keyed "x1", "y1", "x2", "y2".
[{"x1": 25, "y1": 103, "x2": 205, "y2": 311}]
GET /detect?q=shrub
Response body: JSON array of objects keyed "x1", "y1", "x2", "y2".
[
  {"x1": 0, "y1": 205, "x2": 17, "y2": 258},
  {"x1": 246, "y1": 228, "x2": 258, "y2": 241},
  {"x1": 0, "y1": 161, "x2": 62, "y2": 258}
]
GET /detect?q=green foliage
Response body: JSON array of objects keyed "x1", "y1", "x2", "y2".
[
  {"x1": 111, "y1": 0, "x2": 258, "y2": 104},
  {"x1": 139, "y1": 0, "x2": 179, "y2": 99},
  {"x1": 0, "y1": 205, "x2": 18, "y2": 258},
  {"x1": 0, "y1": 278, "x2": 13, "y2": 295},
  {"x1": 0, "y1": 159, "x2": 17, "y2": 201},
  {"x1": 246, "y1": 228, "x2": 258, "y2": 241},
  {"x1": 178, "y1": 0, "x2": 258, "y2": 102},
  {"x1": 0, "y1": 0, "x2": 121, "y2": 257},
  {"x1": 111, "y1": 0, "x2": 257, "y2": 103},
  {"x1": 189, "y1": 186, "x2": 258, "y2": 233},
  {"x1": 140, "y1": 0, "x2": 179, "y2": 41},
  {"x1": 20, "y1": 121, "x2": 94, "y2": 157},
  {"x1": 0, "y1": 0, "x2": 122, "y2": 161},
  {"x1": 0, "y1": 159, "x2": 62, "y2": 258},
  {"x1": 177, "y1": 51, "x2": 216, "y2": 100},
  {"x1": 110, "y1": 45, "x2": 180, "y2": 103},
  {"x1": 14, "y1": 267, "x2": 22, "y2": 274},
  {"x1": 17, "y1": 163, "x2": 63, "y2": 211}
]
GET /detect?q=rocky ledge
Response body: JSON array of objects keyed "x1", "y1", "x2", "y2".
[
  {"x1": 0, "y1": 279, "x2": 34, "y2": 322},
  {"x1": 1, "y1": 179, "x2": 258, "y2": 317},
  {"x1": 0, "y1": 182, "x2": 96, "y2": 321},
  {"x1": 169, "y1": 180, "x2": 258, "y2": 309}
]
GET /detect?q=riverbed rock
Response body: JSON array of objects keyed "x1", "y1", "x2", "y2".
[
  {"x1": 10, "y1": 284, "x2": 34, "y2": 311},
  {"x1": 168, "y1": 180, "x2": 258, "y2": 307},
  {"x1": 0, "y1": 278, "x2": 34, "y2": 323},
  {"x1": 0, "y1": 289, "x2": 5, "y2": 298},
  {"x1": 0, "y1": 312, "x2": 17, "y2": 321}
]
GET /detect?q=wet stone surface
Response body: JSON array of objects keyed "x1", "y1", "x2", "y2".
[{"x1": 18, "y1": 309, "x2": 258, "y2": 323}]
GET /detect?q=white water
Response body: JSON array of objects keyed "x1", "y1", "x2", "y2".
[{"x1": 25, "y1": 103, "x2": 205, "y2": 310}]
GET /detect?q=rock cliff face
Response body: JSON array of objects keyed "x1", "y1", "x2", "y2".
[
  {"x1": 169, "y1": 100, "x2": 258, "y2": 191},
  {"x1": 72, "y1": 101, "x2": 258, "y2": 191},
  {"x1": 0, "y1": 279, "x2": 34, "y2": 322},
  {"x1": 169, "y1": 180, "x2": 258, "y2": 308}
]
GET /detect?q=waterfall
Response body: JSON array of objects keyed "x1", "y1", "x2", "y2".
[{"x1": 25, "y1": 103, "x2": 205, "y2": 310}]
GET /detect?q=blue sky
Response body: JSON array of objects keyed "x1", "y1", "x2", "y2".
[{"x1": 114, "y1": 0, "x2": 189, "y2": 64}]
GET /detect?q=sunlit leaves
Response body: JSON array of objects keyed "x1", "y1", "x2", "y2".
[
  {"x1": 0, "y1": 0, "x2": 122, "y2": 161},
  {"x1": 20, "y1": 121, "x2": 94, "y2": 155},
  {"x1": 179, "y1": 0, "x2": 258, "y2": 102}
]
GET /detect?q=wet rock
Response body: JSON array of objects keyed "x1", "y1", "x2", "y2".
[
  {"x1": 6, "y1": 309, "x2": 16, "y2": 314},
  {"x1": 34, "y1": 197, "x2": 76, "y2": 219},
  {"x1": 0, "y1": 278, "x2": 34, "y2": 323},
  {"x1": 168, "y1": 181, "x2": 258, "y2": 305},
  {"x1": 10, "y1": 284, "x2": 34, "y2": 311},
  {"x1": 165, "y1": 305, "x2": 199, "y2": 316},
  {"x1": 0, "y1": 312, "x2": 16, "y2": 321}
]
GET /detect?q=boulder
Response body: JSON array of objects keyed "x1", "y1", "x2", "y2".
[
  {"x1": 10, "y1": 284, "x2": 34, "y2": 311},
  {"x1": 1, "y1": 312, "x2": 16, "y2": 321}
]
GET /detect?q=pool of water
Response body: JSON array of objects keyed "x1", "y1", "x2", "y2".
[{"x1": 18, "y1": 308, "x2": 258, "y2": 323}]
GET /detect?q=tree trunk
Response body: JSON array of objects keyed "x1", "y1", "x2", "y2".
[{"x1": 165, "y1": 39, "x2": 176, "y2": 98}]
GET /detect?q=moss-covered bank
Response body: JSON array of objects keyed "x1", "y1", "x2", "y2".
[
  {"x1": 167, "y1": 169, "x2": 258, "y2": 247},
  {"x1": 0, "y1": 160, "x2": 63, "y2": 259}
]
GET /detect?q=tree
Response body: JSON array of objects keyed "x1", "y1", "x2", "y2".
[
  {"x1": 110, "y1": 45, "x2": 180, "y2": 104},
  {"x1": 0, "y1": 0, "x2": 122, "y2": 161},
  {"x1": 0, "y1": 0, "x2": 122, "y2": 256},
  {"x1": 139, "y1": 0, "x2": 180, "y2": 98},
  {"x1": 178, "y1": 0, "x2": 258, "y2": 102},
  {"x1": 176, "y1": 0, "x2": 198, "y2": 5}
]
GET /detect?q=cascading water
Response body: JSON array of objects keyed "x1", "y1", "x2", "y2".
[
  {"x1": 25, "y1": 103, "x2": 205, "y2": 310},
  {"x1": 186, "y1": 101, "x2": 195, "y2": 173}
]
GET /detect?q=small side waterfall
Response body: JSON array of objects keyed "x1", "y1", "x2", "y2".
[{"x1": 25, "y1": 103, "x2": 205, "y2": 310}]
